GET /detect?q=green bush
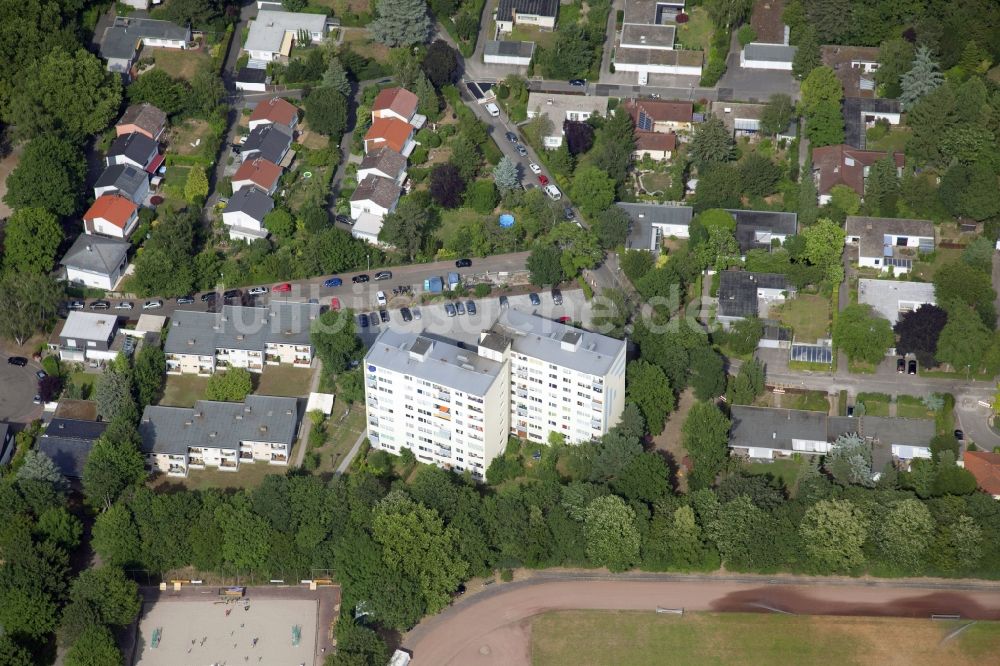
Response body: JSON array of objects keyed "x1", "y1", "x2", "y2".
[
  {"x1": 410, "y1": 147, "x2": 429, "y2": 164},
  {"x1": 42, "y1": 356, "x2": 61, "y2": 378},
  {"x1": 474, "y1": 283, "x2": 492, "y2": 298},
  {"x1": 500, "y1": 568, "x2": 514, "y2": 582},
  {"x1": 738, "y1": 25, "x2": 757, "y2": 47},
  {"x1": 578, "y1": 275, "x2": 593, "y2": 300}
]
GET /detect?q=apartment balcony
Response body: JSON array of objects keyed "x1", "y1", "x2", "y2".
[
  {"x1": 219, "y1": 460, "x2": 238, "y2": 470},
  {"x1": 167, "y1": 465, "x2": 187, "y2": 477},
  {"x1": 436, "y1": 391, "x2": 451, "y2": 402},
  {"x1": 294, "y1": 345, "x2": 310, "y2": 353},
  {"x1": 591, "y1": 419, "x2": 603, "y2": 430},
  {"x1": 240, "y1": 451, "x2": 253, "y2": 459},
  {"x1": 270, "y1": 454, "x2": 288, "y2": 464},
  {"x1": 189, "y1": 458, "x2": 205, "y2": 468},
  {"x1": 434, "y1": 448, "x2": 452, "y2": 458},
  {"x1": 293, "y1": 358, "x2": 311, "y2": 367},
  {"x1": 189, "y1": 447, "x2": 203, "y2": 454}
]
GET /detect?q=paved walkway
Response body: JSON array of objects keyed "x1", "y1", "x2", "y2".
[
  {"x1": 403, "y1": 572, "x2": 1000, "y2": 665},
  {"x1": 292, "y1": 359, "x2": 325, "y2": 468}
]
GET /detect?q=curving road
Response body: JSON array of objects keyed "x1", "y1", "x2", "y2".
[{"x1": 402, "y1": 573, "x2": 1000, "y2": 665}]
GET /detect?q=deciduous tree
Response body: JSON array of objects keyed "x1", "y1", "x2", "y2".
[
  {"x1": 527, "y1": 243, "x2": 564, "y2": 286},
  {"x1": 726, "y1": 357, "x2": 765, "y2": 405},
  {"x1": 4, "y1": 135, "x2": 86, "y2": 215},
  {"x1": 834, "y1": 304, "x2": 894, "y2": 365},
  {"x1": 3, "y1": 207, "x2": 63, "y2": 275},
  {"x1": 429, "y1": 163, "x2": 465, "y2": 208},
  {"x1": 184, "y1": 166, "x2": 209, "y2": 203},
  {"x1": 738, "y1": 152, "x2": 783, "y2": 197},
  {"x1": 83, "y1": 435, "x2": 146, "y2": 511},
  {"x1": 759, "y1": 94, "x2": 795, "y2": 136},
  {"x1": 682, "y1": 402, "x2": 731, "y2": 489},
  {"x1": 876, "y1": 499, "x2": 934, "y2": 571},
  {"x1": 204, "y1": 368, "x2": 253, "y2": 402},
  {"x1": 311, "y1": 308, "x2": 361, "y2": 375},
  {"x1": 799, "y1": 499, "x2": 868, "y2": 572},
  {"x1": 584, "y1": 495, "x2": 640, "y2": 572},
  {"x1": 626, "y1": 360, "x2": 675, "y2": 436},
  {"x1": 875, "y1": 38, "x2": 914, "y2": 99},
  {"x1": 563, "y1": 120, "x2": 595, "y2": 156},
  {"x1": 379, "y1": 193, "x2": 433, "y2": 259},
  {"x1": 933, "y1": 261, "x2": 996, "y2": 328},
  {"x1": 894, "y1": 304, "x2": 947, "y2": 368},
  {"x1": 64, "y1": 624, "x2": 122, "y2": 666},
  {"x1": 421, "y1": 39, "x2": 459, "y2": 88},
  {"x1": 570, "y1": 166, "x2": 615, "y2": 216},
  {"x1": 0, "y1": 272, "x2": 63, "y2": 345},
  {"x1": 800, "y1": 66, "x2": 844, "y2": 147},
  {"x1": 592, "y1": 205, "x2": 630, "y2": 249},
  {"x1": 936, "y1": 301, "x2": 993, "y2": 371}
]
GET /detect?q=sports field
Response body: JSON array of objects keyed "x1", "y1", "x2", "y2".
[
  {"x1": 531, "y1": 611, "x2": 1000, "y2": 666},
  {"x1": 132, "y1": 597, "x2": 318, "y2": 665}
]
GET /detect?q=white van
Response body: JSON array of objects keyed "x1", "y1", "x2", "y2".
[
  {"x1": 376, "y1": 290, "x2": 387, "y2": 306},
  {"x1": 544, "y1": 184, "x2": 562, "y2": 200},
  {"x1": 485, "y1": 102, "x2": 500, "y2": 117}
]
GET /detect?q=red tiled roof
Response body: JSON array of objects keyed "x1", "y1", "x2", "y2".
[
  {"x1": 249, "y1": 97, "x2": 299, "y2": 127},
  {"x1": 964, "y1": 451, "x2": 1000, "y2": 496},
  {"x1": 84, "y1": 194, "x2": 138, "y2": 229},
  {"x1": 622, "y1": 99, "x2": 694, "y2": 124},
  {"x1": 365, "y1": 117, "x2": 413, "y2": 154},
  {"x1": 812, "y1": 144, "x2": 905, "y2": 196},
  {"x1": 145, "y1": 153, "x2": 165, "y2": 174},
  {"x1": 232, "y1": 158, "x2": 282, "y2": 190},
  {"x1": 635, "y1": 131, "x2": 677, "y2": 153},
  {"x1": 372, "y1": 87, "x2": 418, "y2": 119}
]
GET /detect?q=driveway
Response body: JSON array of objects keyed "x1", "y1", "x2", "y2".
[
  {"x1": 0, "y1": 353, "x2": 44, "y2": 423},
  {"x1": 403, "y1": 573, "x2": 1000, "y2": 665},
  {"x1": 716, "y1": 32, "x2": 800, "y2": 102}
]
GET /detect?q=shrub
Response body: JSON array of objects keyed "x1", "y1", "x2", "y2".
[
  {"x1": 675, "y1": 12, "x2": 688, "y2": 23},
  {"x1": 474, "y1": 283, "x2": 491, "y2": 298},
  {"x1": 738, "y1": 25, "x2": 757, "y2": 47},
  {"x1": 500, "y1": 568, "x2": 514, "y2": 582},
  {"x1": 410, "y1": 147, "x2": 429, "y2": 164}
]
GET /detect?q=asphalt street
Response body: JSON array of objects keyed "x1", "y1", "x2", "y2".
[{"x1": 0, "y1": 354, "x2": 46, "y2": 423}]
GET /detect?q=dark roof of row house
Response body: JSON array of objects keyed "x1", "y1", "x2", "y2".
[
  {"x1": 164, "y1": 302, "x2": 320, "y2": 357},
  {"x1": 718, "y1": 271, "x2": 789, "y2": 318},
  {"x1": 496, "y1": 0, "x2": 559, "y2": 21},
  {"x1": 96, "y1": 163, "x2": 148, "y2": 197},
  {"x1": 350, "y1": 175, "x2": 402, "y2": 209},
  {"x1": 237, "y1": 67, "x2": 268, "y2": 84},
  {"x1": 484, "y1": 40, "x2": 536, "y2": 58},
  {"x1": 359, "y1": 147, "x2": 407, "y2": 179},
  {"x1": 843, "y1": 97, "x2": 902, "y2": 149},
  {"x1": 107, "y1": 132, "x2": 158, "y2": 164},
  {"x1": 61, "y1": 235, "x2": 130, "y2": 275},
  {"x1": 38, "y1": 418, "x2": 108, "y2": 479},
  {"x1": 726, "y1": 209, "x2": 799, "y2": 253},
  {"x1": 743, "y1": 42, "x2": 798, "y2": 63},
  {"x1": 139, "y1": 395, "x2": 299, "y2": 456},
  {"x1": 223, "y1": 186, "x2": 275, "y2": 222},
  {"x1": 242, "y1": 124, "x2": 293, "y2": 163}
]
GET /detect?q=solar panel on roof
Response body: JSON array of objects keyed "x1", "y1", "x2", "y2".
[{"x1": 637, "y1": 109, "x2": 653, "y2": 131}]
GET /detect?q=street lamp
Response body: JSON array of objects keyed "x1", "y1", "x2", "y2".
[{"x1": 367, "y1": 253, "x2": 370, "y2": 272}]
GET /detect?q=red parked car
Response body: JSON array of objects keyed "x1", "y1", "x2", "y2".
[
  {"x1": 538, "y1": 174, "x2": 549, "y2": 186},
  {"x1": 272, "y1": 283, "x2": 292, "y2": 293},
  {"x1": 330, "y1": 297, "x2": 341, "y2": 310}
]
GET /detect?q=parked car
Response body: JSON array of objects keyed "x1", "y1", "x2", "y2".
[
  {"x1": 248, "y1": 286, "x2": 269, "y2": 295},
  {"x1": 376, "y1": 290, "x2": 387, "y2": 306},
  {"x1": 36, "y1": 370, "x2": 47, "y2": 380},
  {"x1": 379, "y1": 309, "x2": 389, "y2": 323},
  {"x1": 330, "y1": 297, "x2": 341, "y2": 310},
  {"x1": 352, "y1": 274, "x2": 370, "y2": 283},
  {"x1": 847, "y1": 405, "x2": 855, "y2": 417},
  {"x1": 401, "y1": 307, "x2": 413, "y2": 322},
  {"x1": 557, "y1": 316, "x2": 571, "y2": 323},
  {"x1": 908, "y1": 359, "x2": 917, "y2": 375},
  {"x1": 528, "y1": 162, "x2": 542, "y2": 174},
  {"x1": 369, "y1": 311, "x2": 380, "y2": 326},
  {"x1": 115, "y1": 301, "x2": 134, "y2": 310},
  {"x1": 896, "y1": 357, "x2": 905, "y2": 373},
  {"x1": 412, "y1": 307, "x2": 422, "y2": 320},
  {"x1": 445, "y1": 303, "x2": 457, "y2": 317},
  {"x1": 176, "y1": 296, "x2": 195, "y2": 304},
  {"x1": 374, "y1": 270, "x2": 392, "y2": 281},
  {"x1": 544, "y1": 184, "x2": 562, "y2": 200},
  {"x1": 568, "y1": 78, "x2": 586, "y2": 86},
  {"x1": 272, "y1": 283, "x2": 292, "y2": 293},
  {"x1": 67, "y1": 300, "x2": 85, "y2": 310},
  {"x1": 551, "y1": 288, "x2": 563, "y2": 305},
  {"x1": 143, "y1": 300, "x2": 163, "y2": 310},
  {"x1": 358, "y1": 313, "x2": 369, "y2": 328},
  {"x1": 515, "y1": 143, "x2": 528, "y2": 157},
  {"x1": 505, "y1": 131, "x2": 518, "y2": 143},
  {"x1": 455, "y1": 301, "x2": 466, "y2": 315},
  {"x1": 499, "y1": 295, "x2": 509, "y2": 310},
  {"x1": 7, "y1": 357, "x2": 27, "y2": 367},
  {"x1": 223, "y1": 289, "x2": 241, "y2": 299},
  {"x1": 529, "y1": 292, "x2": 541, "y2": 306},
  {"x1": 200, "y1": 292, "x2": 217, "y2": 302},
  {"x1": 335, "y1": 214, "x2": 351, "y2": 225},
  {"x1": 954, "y1": 429, "x2": 965, "y2": 441},
  {"x1": 323, "y1": 277, "x2": 343, "y2": 288},
  {"x1": 563, "y1": 206, "x2": 575, "y2": 220},
  {"x1": 538, "y1": 174, "x2": 549, "y2": 186},
  {"x1": 455, "y1": 258, "x2": 472, "y2": 268},
  {"x1": 89, "y1": 300, "x2": 111, "y2": 310},
  {"x1": 466, "y1": 300, "x2": 477, "y2": 315},
  {"x1": 33, "y1": 394, "x2": 41, "y2": 404},
  {"x1": 485, "y1": 102, "x2": 500, "y2": 117}
]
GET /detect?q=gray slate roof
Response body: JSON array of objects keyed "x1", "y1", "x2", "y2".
[
  {"x1": 38, "y1": 418, "x2": 109, "y2": 479},
  {"x1": 96, "y1": 164, "x2": 149, "y2": 199},
  {"x1": 350, "y1": 175, "x2": 402, "y2": 209},
  {"x1": 242, "y1": 124, "x2": 292, "y2": 164},
  {"x1": 743, "y1": 42, "x2": 798, "y2": 63},
  {"x1": 726, "y1": 209, "x2": 798, "y2": 253},
  {"x1": 139, "y1": 395, "x2": 298, "y2": 456},
  {"x1": 845, "y1": 216, "x2": 935, "y2": 259},
  {"x1": 165, "y1": 302, "x2": 320, "y2": 357},
  {"x1": 359, "y1": 147, "x2": 407, "y2": 180},
  {"x1": 484, "y1": 40, "x2": 536, "y2": 58},
  {"x1": 237, "y1": 67, "x2": 268, "y2": 84},
  {"x1": 616, "y1": 202, "x2": 694, "y2": 251},
  {"x1": 61, "y1": 235, "x2": 130, "y2": 275},
  {"x1": 101, "y1": 18, "x2": 190, "y2": 60},
  {"x1": 108, "y1": 132, "x2": 158, "y2": 165},
  {"x1": 843, "y1": 97, "x2": 901, "y2": 148},
  {"x1": 496, "y1": 0, "x2": 558, "y2": 21},
  {"x1": 224, "y1": 186, "x2": 275, "y2": 222},
  {"x1": 718, "y1": 271, "x2": 788, "y2": 318}
]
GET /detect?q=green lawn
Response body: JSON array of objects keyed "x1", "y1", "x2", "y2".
[
  {"x1": 911, "y1": 248, "x2": 962, "y2": 282},
  {"x1": 151, "y1": 460, "x2": 287, "y2": 492},
  {"x1": 896, "y1": 394, "x2": 935, "y2": 420},
  {"x1": 676, "y1": 7, "x2": 713, "y2": 51},
  {"x1": 772, "y1": 294, "x2": 831, "y2": 343},
  {"x1": 508, "y1": 24, "x2": 559, "y2": 50},
  {"x1": 316, "y1": 403, "x2": 366, "y2": 474},
  {"x1": 746, "y1": 458, "x2": 806, "y2": 495},
  {"x1": 256, "y1": 365, "x2": 313, "y2": 397},
  {"x1": 161, "y1": 164, "x2": 191, "y2": 208},
  {"x1": 159, "y1": 374, "x2": 209, "y2": 407},
  {"x1": 857, "y1": 392, "x2": 891, "y2": 417},
  {"x1": 782, "y1": 390, "x2": 830, "y2": 413},
  {"x1": 147, "y1": 47, "x2": 211, "y2": 81},
  {"x1": 67, "y1": 371, "x2": 98, "y2": 397},
  {"x1": 531, "y1": 611, "x2": 1000, "y2": 666},
  {"x1": 866, "y1": 127, "x2": 911, "y2": 153},
  {"x1": 435, "y1": 206, "x2": 485, "y2": 245},
  {"x1": 639, "y1": 172, "x2": 672, "y2": 193}
]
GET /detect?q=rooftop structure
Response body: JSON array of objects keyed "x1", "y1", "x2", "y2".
[
  {"x1": 244, "y1": 10, "x2": 328, "y2": 60},
  {"x1": 812, "y1": 144, "x2": 904, "y2": 198},
  {"x1": 38, "y1": 418, "x2": 108, "y2": 479},
  {"x1": 249, "y1": 96, "x2": 299, "y2": 129},
  {"x1": 493, "y1": 309, "x2": 626, "y2": 378},
  {"x1": 843, "y1": 97, "x2": 902, "y2": 149},
  {"x1": 857, "y1": 279, "x2": 936, "y2": 325},
  {"x1": 116, "y1": 103, "x2": 167, "y2": 140},
  {"x1": 717, "y1": 271, "x2": 790, "y2": 319},
  {"x1": 964, "y1": 451, "x2": 1000, "y2": 498}
]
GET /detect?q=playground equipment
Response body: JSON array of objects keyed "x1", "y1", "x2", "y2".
[{"x1": 292, "y1": 624, "x2": 302, "y2": 647}]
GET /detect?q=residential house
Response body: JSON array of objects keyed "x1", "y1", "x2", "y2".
[
  {"x1": 61, "y1": 235, "x2": 130, "y2": 291},
  {"x1": 164, "y1": 302, "x2": 320, "y2": 375},
  {"x1": 717, "y1": 271, "x2": 792, "y2": 326},
  {"x1": 616, "y1": 202, "x2": 693, "y2": 251},
  {"x1": 139, "y1": 396, "x2": 298, "y2": 476},
  {"x1": 94, "y1": 164, "x2": 150, "y2": 205},
  {"x1": 483, "y1": 40, "x2": 535, "y2": 66},
  {"x1": 729, "y1": 406, "x2": 934, "y2": 471},
  {"x1": 857, "y1": 279, "x2": 936, "y2": 326},
  {"x1": 83, "y1": 194, "x2": 139, "y2": 239},
  {"x1": 363, "y1": 117, "x2": 416, "y2": 156},
  {"x1": 0, "y1": 422, "x2": 14, "y2": 466},
  {"x1": 634, "y1": 131, "x2": 676, "y2": 161},
  {"x1": 357, "y1": 147, "x2": 408, "y2": 186},
  {"x1": 740, "y1": 42, "x2": 797, "y2": 70},
  {"x1": 962, "y1": 451, "x2": 1000, "y2": 500},
  {"x1": 37, "y1": 418, "x2": 108, "y2": 479},
  {"x1": 711, "y1": 102, "x2": 791, "y2": 139},
  {"x1": 844, "y1": 215, "x2": 934, "y2": 274},
  {"x1": 116, "y1": 103, "x2": 167, "y2": 140},
  {"x1": 372, "y1": 87, "x2": 419, "y2": 125},
  {"x1": 248, "y1": 96, "x2": 299, "y2": 132},
  {"x1": 231, "y1": 158, "x2": 283, "y2": 195},
  {"x1": 728, "y1": 209, "x2": 798, "y2": 253},
  {"x1": 222, "y1": 186, "x2": 275, "y2": 241},
  {"x1": 244, "y1": 10, "x2": 329, "y2": 63},
  {"x1": 622, "y1": 99, "x2": 694, "y2": 134},
  {"x1": 100, "y1": 17, "x2": 191, "y2": 74},
  {"x1": 236, "y1": 67, "x2": 268, "y2": 92},
  {"x1": 106, "y1": 132, "x2": 161, "y2": 172},
  {"x1": 494, "y1": 0, "x2": 559, "y2": 34},
  {"x1": 350, "y1": 175, "x2": 402, "y2": 221},
  {"x1": 821, "y1": 45, "x2": 881, "y2": 97},
  {"x1": 614, "y1": 0, "x2": 703, "y2": 80},
  {"x1": 811, "y1": 144, "x2": 904, "y2": 203},
  {"x1": 526, "y1": 93, "x2": 610, "y2": 148},
  {"x1": 843, "y1": 97, "x2": 902, "y2": 149},
  {"x1": 240, "y1": 124, "x2": 293, "y2": 165}
]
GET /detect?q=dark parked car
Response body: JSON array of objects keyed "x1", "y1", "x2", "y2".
[
  {"x1": 7, "y1": 356, "x2": 28, "y2": 367},
  {"x1": 176, "y1": 296, "x2": 195, "y2": 304},
  {"x1": 568, "y1": 79, "x2": 586, "y2": 86},
  {"x1": 445, "y1": 303, "x2": 457, "y2": 317},
  {"x1": 68, "y1": 300, "x2": 85, "y2": 310},
  {"x1": 400, "y1": 307, "x2": 413, "y2": 322},
  {"x1": 499, "y1": 295, "x2": 509, "y2": 310},
  {"x1": 335, "y1": 214, "x2": 351, "y2": 225},
  {"x1": 323, "y1": 277, "x2": 343, "y2": 288},
  {"x1": 908, "y1": 359, "x2": 917, "y2": 375},
  {"x1": 529, "y1": 292, "x2": 541, "y2": 306},
  {"x1": 369, "y1": 312, "x2": 380, "y2": 326},
  {"x1": 846, "y1": 405, "x2": 855, "y2": 417},
  {"x1": 89, "y1": 300, "x2": 111, "y2": 310},
  {"x1": 374, "y1": 270, "x2": 393, "y2": 281},
  {"x1": 358, "y1": 313, "x2": 369, "y2": 328},
  {"x1": 563, "y1": 207, "x2": 575, "y2": 220},
  {"x1": 455, "y1": 301, "x2": 466, "y2": 315},
  {"x1": 954, "y1": 429, "x2": 965, "y2": 441},
  {"x1": 504, "y1": 131, "x2": 518, "y2": 143},
  {"x1": 201, "y1": 292, "x2": 217, "y2": 302},
  {"x1": 455, "y1": 258, "x2": 472, "y2": 268},
  {"x1": 466, "y1": 300, "x2": 477, "y2": 315},
  {"x1": 896, "y1": 357, "x2": 905, "y2": 373},
  {"x1": 551, "y1": 288, "x2": 562, "y2": 305},
  {"x1": 223, "y1": 289, "x2": 241, "y2": 299},
  {"x1": 379, "y1": 309, "x2": 389, "y2": 323},
  {"x1": 353, "y1": 274, "x2": 370, "y2": 283}
]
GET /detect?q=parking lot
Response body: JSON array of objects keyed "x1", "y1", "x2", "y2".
[{"x1": 0, "y1": 353, "x2": 45, "y2": 424}]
